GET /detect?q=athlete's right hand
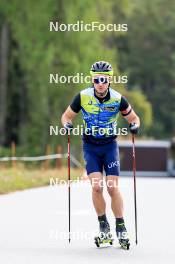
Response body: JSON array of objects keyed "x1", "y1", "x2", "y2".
[{"x1": 64, "y1": 122, "x2": 73, "y2": 134}]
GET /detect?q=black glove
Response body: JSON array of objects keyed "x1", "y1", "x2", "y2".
[
  {"x1": 129, "y1": 122, "x2": 139, "y2": 134},
  {"x1": 64, "y1": 122, "x2": 73, "y2": 134}
]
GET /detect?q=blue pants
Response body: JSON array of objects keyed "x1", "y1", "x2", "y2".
[{"x1": 83, "y1": 140, "x2": 120, "y2": 176}]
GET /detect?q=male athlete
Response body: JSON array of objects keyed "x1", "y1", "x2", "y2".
[{"x1": 61, "y1": 61, "x2": 140, "y2": 247}]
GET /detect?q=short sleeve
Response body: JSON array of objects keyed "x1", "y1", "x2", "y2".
[
  {"x1": 70, "y1": 93, "x2": 81, "y2": 113},
  {"x1": 119, "y1": 96, "x2": 132, "y2": 116}
]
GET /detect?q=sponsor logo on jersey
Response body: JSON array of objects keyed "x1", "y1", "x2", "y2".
[
  {"x1": 88, "y1": 100, "x2": 93, "y2": 105},
  {"x1": 103, "y1": 106, "x2": 117, "y2": 112}
]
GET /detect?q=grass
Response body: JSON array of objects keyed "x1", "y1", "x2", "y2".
[{"x1": 0, "y1": 164, "x2": 84, "y2": 194}]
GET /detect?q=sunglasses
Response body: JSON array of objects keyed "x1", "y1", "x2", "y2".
[{"x1": 93, "y1": 77, "x2": 109, "y2": 84}]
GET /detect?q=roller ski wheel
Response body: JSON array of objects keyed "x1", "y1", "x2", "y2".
[
  {"x1": 94, "y1": 232, "x2": 113, "y2": 248},
  {"x1": 119, "y1": 239, "x2": 130, "y2": 250}
]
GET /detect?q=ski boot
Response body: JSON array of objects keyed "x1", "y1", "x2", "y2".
[
  {"x1": 116, "y1": 221, "x2": 130, "y2": 250},
  {"x1": 94, "y1": 219, "x2": 113, "y2": 247}
]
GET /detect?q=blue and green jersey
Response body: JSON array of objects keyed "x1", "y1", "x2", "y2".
[{"x1": 70, "y1": 87, "x2": 131, "y2": 142}]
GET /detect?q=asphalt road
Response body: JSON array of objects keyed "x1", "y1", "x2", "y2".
[{"x1": 0, "y1": 177, "x2": 175, "y2": 264}]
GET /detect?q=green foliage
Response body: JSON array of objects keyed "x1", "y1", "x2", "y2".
[
  {"x1": 0, "y1": 166, "x2": 81, "y2": 194},
  {"x1": 0, "y1": 0, "x2": 159, "y2": 156},
  {"x1": 125, "y1": 89, "x2": 152, "y2": 134},
  {"x1": 116, "y1": 0, "x2": 175, "y2": 138}
]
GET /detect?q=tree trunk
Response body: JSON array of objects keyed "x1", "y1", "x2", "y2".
[{"x1": 0, "y1": 22, "x2": 9, "y2": 145}]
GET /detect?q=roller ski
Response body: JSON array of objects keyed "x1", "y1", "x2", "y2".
[
  {"x1": 94, "y1": 216, "x2": 113, "y2": 248},
  {"x1": 116, "y1": 220, "x2": 130, "y2": 250}
]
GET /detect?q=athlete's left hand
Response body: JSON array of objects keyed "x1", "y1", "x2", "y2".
[{"x1": 129, "y1": 123, "x2": 139, "y2": 134}]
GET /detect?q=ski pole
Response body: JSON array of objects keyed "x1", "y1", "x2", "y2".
[
  {"x1": 132, "y1": 134, "x2": 138, "y2": 245},
  {"x1": 68, "y1": 133, "x2": 71, "y2": 243}
]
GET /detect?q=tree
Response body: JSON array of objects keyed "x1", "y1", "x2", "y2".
[
  {"x1": 116, "y1": 0, "x2": 175, "y2": 138},
  {"x1": 0, "y1": 0, "x2": 153, "y2": 157},
  {"x1": 0, "y1": 20, "x2": 9, "y2": 145}
]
